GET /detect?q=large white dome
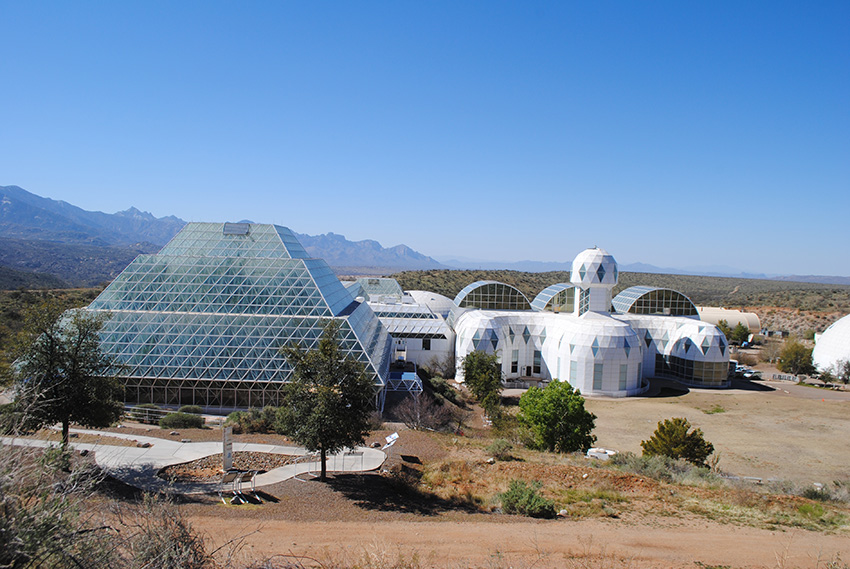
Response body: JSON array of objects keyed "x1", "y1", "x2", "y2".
[
  {"x1": 571, "y1": 247, "x2": 618, "y2": 286},
  {"x1": 813, "y1": 314, "x2": 850, "y2": 372}
]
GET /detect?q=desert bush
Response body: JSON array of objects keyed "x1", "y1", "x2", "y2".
[
  {"x1": 120, "y1": 495, "x2": 212, "y2": 569},
  {"x1": 394, "y1": 393, "x2": 455, "y2": 431},
  {"x1": 225, "y1": 406, "x2": 278, "y2": 434},
  {"x1": 130, "y1": 403, "x2": 163, "y2": 425},
  {"x1": 425, "y1": 375, "x2": 462, "y2": 406},
  {"x1": 0, "y1": 442, "x2": 117, "y2": 568},
  {"x1": 499, "y1": 479, "x2": 556, "y2": 518},
  {"x1": 486, "y1": 438, "x2": 513, "y2": 461},
  {"x1": 641, "y1": 417, "x2": 714, "y2": 467},
  {"x1": 609, "y1": 451, "x2": 720, "y2": 486},
  {"x1": 735, "y1": 352, "x2": 758, "y2": 366},
  {"x1": 159, "y1": 412, "x2": 205, "y2": 429},
  {"x1": 178, "y1": 405, "x2": 203, "y2": 415}
]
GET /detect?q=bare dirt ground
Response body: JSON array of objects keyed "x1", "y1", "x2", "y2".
[{"x1": 587, "y1": 374, "x2": 850, "y2": 484}]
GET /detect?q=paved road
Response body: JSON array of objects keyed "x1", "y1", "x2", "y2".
[{"x1": 2, "y1": 429, "x2": 386, "y2": 495}]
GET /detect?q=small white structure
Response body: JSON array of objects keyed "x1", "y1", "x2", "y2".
[{"x1": 587, "y1": 447, "x2": 618, "y2": 460}]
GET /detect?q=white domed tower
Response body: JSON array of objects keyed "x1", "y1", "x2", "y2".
[{"x1": 570, "y1": 247, "x2": 618, "y2": 315}]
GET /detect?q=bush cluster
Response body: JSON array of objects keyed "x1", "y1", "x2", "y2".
[
  {"x1": 225, "y1": 406, "x2": 277, "y2": 434},
  {"x1": 499, "y1": 479, "x2": 556, "y2": 518},
  {"x1": 609, "y1": 451, "x2": 720, "y2": 486},
  {"x1": 178, "y1": 405, "x2": 203, "y2": 415},
  {"x1": 159, "y1": 412, "x2": 205, "y2": 429}
]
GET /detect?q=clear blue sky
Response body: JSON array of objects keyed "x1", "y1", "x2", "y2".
[{"x1": 2, "y1": 1, "x2": 848, "y2": 275}]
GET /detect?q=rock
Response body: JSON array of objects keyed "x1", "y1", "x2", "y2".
[
  {"x1": 486, "y1": 457, "x2": 495, "y2": 464},
  {"x1": 559, "y1": 509, "x2": 569, "y2": 517},
  {"x1": 136, "y1": 442, "x2": 151, "y2": 448},
  {"x1": 170, "y1": 431, "x2": 179, "y2": 436},
  {"x1": 371, "y1": 442, "x2": 381, "y2": 448},
  {"x1": 181, "y1": 439, "x2": 191, "y2": 443},
  {"x1": 79, "y1": 449, "x2": 89, "y2": 456},
  {"x1": 582, "y1": 473, "x2": 588, "y2": 479}
]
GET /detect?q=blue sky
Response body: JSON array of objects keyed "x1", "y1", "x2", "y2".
[{"x1": 2, "y1": 2, "x2": 848, "y2": 275}]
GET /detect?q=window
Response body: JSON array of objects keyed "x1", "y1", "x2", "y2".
[
  {"x1": 422, "y1": 338, "x2": 431, "y2": 351},
  {"x1": 511, "y1": 349, "x2": 518, "y2": 374},
  {"x1": 593, "y1": 363, "x2": 603, "y2": 390},
  {"x1": 619, "y1": 364, "x2": 628, "y2": 390},
  {"x1": 533, "y1": 350, "x2": 541, "y2": 375},
  {"x1": 569, "y1": 360, "x2": 577, "y2": 382}
]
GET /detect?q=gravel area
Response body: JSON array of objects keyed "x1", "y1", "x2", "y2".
[{"x1": 158, "y1": 452, "x2": 299, "y2": 483}]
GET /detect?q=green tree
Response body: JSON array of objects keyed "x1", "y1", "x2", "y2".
[
  {"x1": 518, "y1": 381, "x2": 596, "y2": 453},
  {"x1": 640, "y1": 417, "x2": 714, "y2": 467},
  {"x1": 777, "y1": 339, "x2": 815, "y2": 376},
  {"x1": 461, "y1": 350, "x2": 503, "y2": 415},
  {"x1": 275, "y1": 321, "x2": 376, "y2": 481},
  {"x1": 11, "y1": 301, "x2": 122, "y2": 446},
  {"x1": 731, "y1": 323, "x2": 751, "y2": 344},
  {"x1": 716, "y1": 319, "x2": 732, "y2": 341}
]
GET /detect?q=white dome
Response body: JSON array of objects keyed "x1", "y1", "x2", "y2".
[
  {"x1": 571, "y1": 247, "x2": 618, "y2": 286},
  {"x1": 813, "y1": 314, "x2": 850, "y2": 372},
  {"x1": 667, "y1": 322, "x2": 729, "y2": 361}
]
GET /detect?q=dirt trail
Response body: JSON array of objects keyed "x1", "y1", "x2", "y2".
[{"x1": 190, "y1": 516, "x2": 848, "y2": 568}]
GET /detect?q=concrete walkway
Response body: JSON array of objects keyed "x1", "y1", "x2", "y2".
[{"x1": 2, "y1": 428, "x2": 386, "y2": 495}]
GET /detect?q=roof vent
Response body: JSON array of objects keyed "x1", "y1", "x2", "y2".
[{"x1": 223, "y1": 222, "x2": 250, "y2": 235}]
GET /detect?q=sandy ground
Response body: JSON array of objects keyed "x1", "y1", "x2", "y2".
[
  {"x1": 587, "y1": 375, "x2": 850, "y2": 484},
  {"x1": 191, "y1": 516, "x2": 849, "y2": 569}
]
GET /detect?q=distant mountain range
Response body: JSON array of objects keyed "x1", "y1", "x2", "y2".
[
  {"x1": 1, "y1": 185, "x2": 847, "y2": 289},
  {"x1": 0, "y1": 185, "x2": 444, "y2": 287}
]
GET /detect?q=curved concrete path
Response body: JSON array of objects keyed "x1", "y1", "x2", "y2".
[{"x1": 2, "y1": 428, "x2": 386, "y2": 495}]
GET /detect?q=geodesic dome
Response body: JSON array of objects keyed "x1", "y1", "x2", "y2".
[{"x1": 813, "y1": 314, "x2": 850, "y2": 373}]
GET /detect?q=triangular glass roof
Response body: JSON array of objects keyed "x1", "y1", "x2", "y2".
[{"x1": 87, "y1": 223, "x2": 391, "y2": 410}]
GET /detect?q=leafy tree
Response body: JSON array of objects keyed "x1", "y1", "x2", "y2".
[
  {"x1": 10, "y1": 301, "x2": 122, "y2": 446},
  {"x1": 777, "y1": 339, "x2": 815, "y2": 376},
  {"x1": 275, "y1": 321, "x2": 376, "y2": 481},
  {"x1": 640, "y1": 417, "x2": 714, "y2": 467},
  {"x1": 461, "y1": 350, "x2": 503, "y2": 414},
  {"x1": 518, "y1": 381, "x2": 596, "y2": 453}
]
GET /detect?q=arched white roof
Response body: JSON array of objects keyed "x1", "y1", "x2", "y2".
[{"x1": 813, "y1": 314, "x2": 850, "y2": 372}]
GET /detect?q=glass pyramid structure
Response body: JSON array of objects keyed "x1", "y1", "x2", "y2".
[{"x1": 87, "y1": 223, "x2": 392, "y2": 410}]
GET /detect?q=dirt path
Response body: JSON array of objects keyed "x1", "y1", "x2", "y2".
[{"x1": 189, "y1": 515, "x2": 848, "y2": 568}]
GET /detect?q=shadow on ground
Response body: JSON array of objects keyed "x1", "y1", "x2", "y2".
[
  {"x1": 731, "y1": 378, "x2": 776, "y2": 392},
  {"x1": 326, "y1": 473, "x2": 479, "y2": 516}
]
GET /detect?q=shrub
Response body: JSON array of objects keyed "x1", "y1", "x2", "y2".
[
  {"x1": 486, "y1": 438, "x2": 513, "y2": 460},
  {"x1": 641, "y1": 417, "x2": 714, "y2": 467},
  {"x1": 499, "y1": 479, "x2": 556, "y2": 518},
  {"x1": 224, "y1": 406, "x2": 278, "y2": 434},
  {"x1": 426, "y1": 375, "x2": 462, "y2": 406},
  {"x1": 178, "y1": 405, "x2": 203, "y2": 415},
  {"x1": 129, "y1": 403, "x2": 162, "y2": 425},
  {"x1": 159, "y1": 412, "x2": 204, "y2": 429},
  {"x1": 394, "y1": 393, "x2": 456, "y2": 431},
  {"x1": 609, "y1": 451, "x2": 720, "y2": 485},
  {"x1": 518, "y1": 381, "x2": 596, "y2": 453}
]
